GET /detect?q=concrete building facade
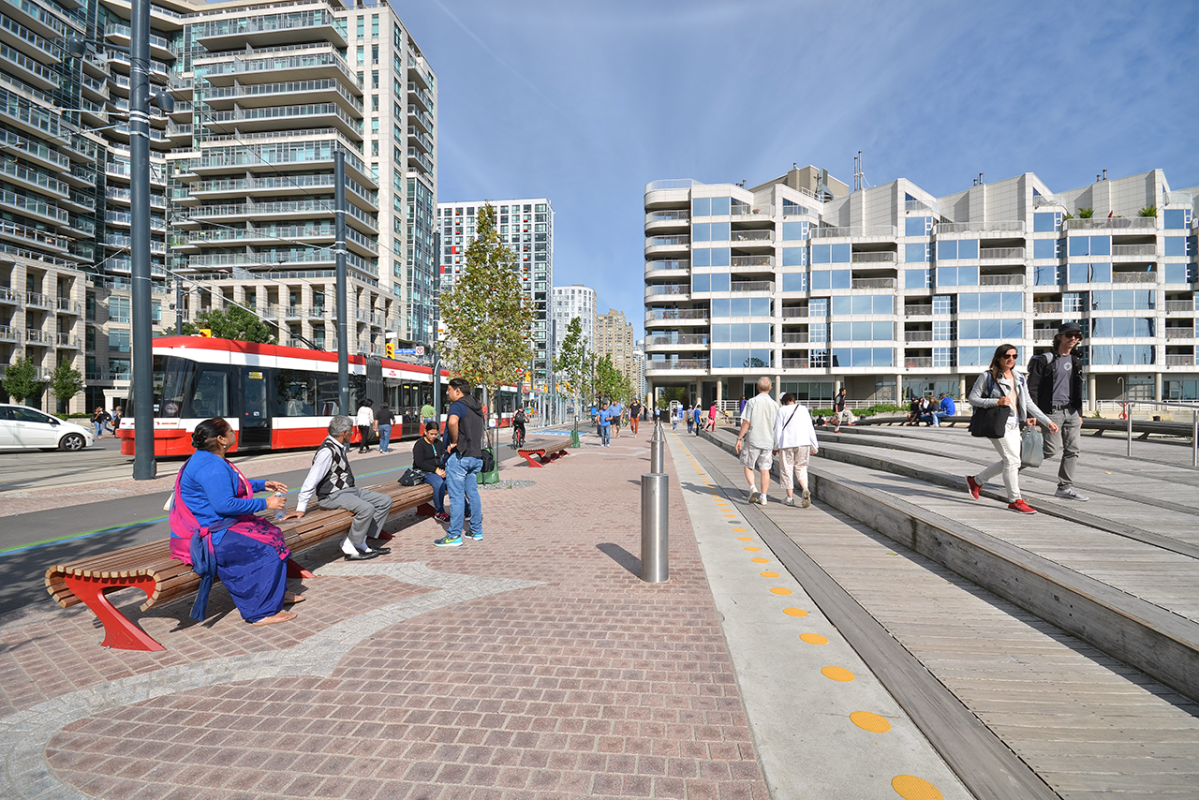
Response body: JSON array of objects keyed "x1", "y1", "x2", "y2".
[
  {"x1": 550, "y1": 284, "x2": 596, "y2": 357},
  {"x1": 438, "y1": 198, "x2": 553, "y2": 379},
  {"x1": 596, "y1": 307, "x2": 636, "y2": 393},
  {"x1": 644, "y1": 166, "x2": 1198, "y2": 409}
]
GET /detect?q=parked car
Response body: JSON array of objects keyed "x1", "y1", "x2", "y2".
[{"x1": 0, "y1": 404, "x2": 94, "y2": 451}]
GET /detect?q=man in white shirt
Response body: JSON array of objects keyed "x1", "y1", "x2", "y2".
[
  {"x1": 734, "y1": 377, "x2": 780, "y2": 505},
  {"x1": 289, "y1": 416, "x2": 392, "y2": 560}
]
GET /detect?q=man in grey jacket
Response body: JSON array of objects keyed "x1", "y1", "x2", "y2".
[{"x1": 1026, "y1": 322, "x2": 1087, "y2": 501}]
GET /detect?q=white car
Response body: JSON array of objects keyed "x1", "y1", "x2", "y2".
[{"x1": 0, "y1": 404, "x2": 95, "y2": 451}]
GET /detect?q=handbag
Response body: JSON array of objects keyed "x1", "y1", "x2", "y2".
[
  {"x1": 1020, "y1": 426, "x2": 1044, "y2": 468},
  {"x1": 968, "y1": 374, "x2": 1011, "y2": 439},
  {"x1": 398, "y1": 467, "x2": 426, "y2": 486}
]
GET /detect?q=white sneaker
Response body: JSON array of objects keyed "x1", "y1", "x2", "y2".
[
  {"x1": 748, "y1": 487, "x2": 760, "y2": 504},
  {"x1": 757, "y1": 494, "x2": 768, "y2": 506},
  {"x1": 1055, "y1": 487, "x2": 1088, "y2": 501},
  {"x1": 783, "y1": 496, "x2": 795, "y2": 507}
]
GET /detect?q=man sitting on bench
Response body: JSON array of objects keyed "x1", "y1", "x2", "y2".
[{"x1": 290, "y1": 416, "x2": 393, "y2": 561}]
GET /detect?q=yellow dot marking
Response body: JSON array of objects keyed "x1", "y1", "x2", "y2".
[
  {"x1": 724, "y1": 514, "x2": 736, "y2": 518},
  {"x1": 769, "y1": 587, "x2": 792, "y2": 595},
  {"x1": 783, "y1": 608, "x2": 808, "y2": 617},
  {"x1": 732, "y1": 528, "x2": 747, "y2": 532},
  {"x1": 800, "y1": 633, "x2": 828, "y2": 645},
  {"x1": 759, "y1": 571, "x2": 780, "y2": 578},
  {"x1": 744, "y1": 546, "x2": 761, "y2": 552},
  {"x1": 891, "y1": 775, "x2": 942, "y2": 800},
  {"x1": 850, "y1": 711, "x2": 891, "y2": 733},
  {"x1": 751, "y1": 557, "x2": 770, "y2": 564},
  {"x1": 822, "y1": 666, "x2": 854, "y2": 682},
  {"x1": 737, "y1": 537, "x2": 754, "y2": 541}
]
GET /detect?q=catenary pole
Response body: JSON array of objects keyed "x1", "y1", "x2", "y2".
[
  {"x1": 130, "y1": 0, "x2": 155, "y2": 480},
  {"x1": 334, "y1": 148, "x2": 348, "y2": 414}
]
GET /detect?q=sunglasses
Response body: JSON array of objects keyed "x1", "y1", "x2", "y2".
[{"x1": 1002, "y1": 353, "x2": 1018, "y2": 359}]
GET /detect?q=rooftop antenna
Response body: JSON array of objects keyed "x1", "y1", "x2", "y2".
[
  {"x1": 853, "y1": 151, "x2": 864, "y2": 192},
  {"x1": 978, "y1": 172, "x2": 984, "y2": 186},
  {"x1": 817, "y1": 168, "x2": 832, "y2": 201},
  {"x1": 1102, "y1": 169, "x2": 1108, "y2": 180}
]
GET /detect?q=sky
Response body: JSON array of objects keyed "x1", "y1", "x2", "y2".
[{"x1": 392, "y1": 0, "x2": 1199, "y2": 341}]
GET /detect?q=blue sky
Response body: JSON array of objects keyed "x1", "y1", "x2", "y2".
[{"x1": 395, "y1": 0, "x2": 1199, "y2": 341}]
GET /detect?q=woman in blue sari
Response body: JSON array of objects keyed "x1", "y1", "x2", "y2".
[{"x1": 170, "y1": 417, "x2": 302, "y2": 626}]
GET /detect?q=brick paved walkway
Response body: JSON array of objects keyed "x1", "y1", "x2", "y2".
[{"x1": 0, "y1": 435, "x2": 770, "y2": 799}]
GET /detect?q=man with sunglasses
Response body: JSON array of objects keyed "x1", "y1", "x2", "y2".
[{"x1": 1027, "y1": 322, "x2": 1087, "y2": 501}]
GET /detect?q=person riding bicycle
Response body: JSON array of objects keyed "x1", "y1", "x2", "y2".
[{"x1": 513, "y1": 406, "x2": 528, "y2": 447}]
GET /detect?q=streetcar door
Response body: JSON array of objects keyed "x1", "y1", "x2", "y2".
[{"x1": 239, "y1": 369, "x2": 272, "y2": 450}]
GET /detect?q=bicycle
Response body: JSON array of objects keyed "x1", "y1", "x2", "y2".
[{"x1": 512, "y1": 424, "x2": 526, "y2": 449}]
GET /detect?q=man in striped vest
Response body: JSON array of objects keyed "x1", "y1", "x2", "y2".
[{"x1": 292, "y1": 416, "x2": 392, "y2": 560}]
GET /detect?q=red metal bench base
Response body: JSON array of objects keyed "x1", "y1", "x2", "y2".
[
  {"x1": 61, "y1": 573, "x2": 166, "y2": 652},
  {"x1": 517, "y1": 448, "x2": 570, "y2": 468}
]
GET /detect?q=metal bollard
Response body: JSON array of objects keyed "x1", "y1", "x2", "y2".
[
  {"x1": 649, "y1": 418, "x2": 665, "y2": 474},
  {"x1": 1193, "y1": 410, "x2": 1198, "y2": 469},
  {"x1": 641, "y1": 473, "x2": 669, "y2": 582},
  {"x1": 1126, "y1": 403, "x2": 1133, "y2": 458}
]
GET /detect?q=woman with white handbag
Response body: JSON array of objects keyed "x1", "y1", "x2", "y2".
[{"x1": 773, "y1": 393, "x2": 820, "y2": 508}]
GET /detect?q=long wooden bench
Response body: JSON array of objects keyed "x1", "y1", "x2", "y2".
[
  {"x1": 516, "y1": 436, "x2": 573, "y2": 468},
  {"x1": 44, "y1": 482, "x2": 434, "y2": 652}
]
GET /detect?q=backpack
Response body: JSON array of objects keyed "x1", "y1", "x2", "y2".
[{"x1": 481, "y1": 447, "x2": 495, "y2": 472}]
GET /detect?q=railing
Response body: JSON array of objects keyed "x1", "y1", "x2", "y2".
[
  {"x1": 647, "y1": 308, "x2": 708, "y2": 321},
  {"x1": 646, "y1": 210, "x2": 690, "y2": 224},
  {"x1": 308, "y1": 307, "x2": 327, "y2": 319},
  {"x1": 812, "y1": 225, "x2": 897, "y2": 238},
  {"x1": 1033, "y1": 194, "x2": 1060, "y2": 208},
  {"x1": 1166, "y1": 355, "x2": 1195, "y2": 367},
  {"x1": 647, "y1": 235, "x2": 690, "y2": 247},
  {"x1": 904, "y1": 357, "x2": 933, "y2": 369},
  {"x1": 781, "y1": 307, "x2": 809, "y2": 319},
  {"x1": 979, "y1": 274, "x2": 1025, "y2": 286},
  {"x1": 407, "y1": 147, "x2": 433, "y2": 173},
  {"x1": 731, "y1": 281, "x2": 772, "y2": 293},
  {"x1": 25, "y1": 291, "x2": 50, "y2": 308},
  {"x1": 57, "y1": 297, "x2": 79, "y2": 313},
  {"x1": 1113, "y1": 272, "x2": 1157, "y2": 283},
  {"x1": 782, "y1": 204, "x2": 813, "y2": 217},
  {"x1": 0, "y1": 287, "x2": 19, "y2": 304},
  {"x1": 851, "y1": 251, "x2": 896, "y2": 263},
  {"x1": 906, "y1": 199, "x2": 936, "y2": 213},
  {"x1": 1033, "y1": 328, "x2": 1056, "y2": 339},
  {"x1": 1034, "y1": 302, "x2": 1063, "y2": 314},
  {"x1": 782, "y1": 332, "x2": 809, "y2": 343},
  {"x1": 904, "y1": 305, "x2": 933, "y2": 316},
  {"x1": 781, "y1": 358, "x2": 810, "y2": 369},
  {"x1": 904, "y1": 331, "x2": 933, "y2": 342},
  {"x1": 979, "y1": 247, "x2": 1025, "y2": 260},
  {"x1": 1166, "y1": 328, "x2": 1194, "y2": 340},
  {"x1": 1065, "y1": 217, "x2": 1157, "y2": 231},
  {"x1": 647, "y1": 359, "x2": 709, "y2": 370},
  {"x1": 851, "y1": 277, "x2": 896, "y2": 290},
  {"x1": 1112, "y1": 244, "x2": 1156, "y2": 257},
  {"x1": 0, "y1": 324, "x2": 15, "y2": 341},
  {"x1": 645, "y1": 179, "x2": 699, "y2": 192},
  {"x1": 731, "y1": 230, "x2": 774, "y2": 242},
  {"x1": 56, "y1": 333, "x2": 76, "y2": 347},
  {"x1": 25, "y1": 328, "x2": 50, "y2": 344},
  {"x1": 934, "y1": 220, "x2": 1025, "y2": 234},
  {"x1": 1166, "y1": 300, "x2": 1196, "y2": 313},
  {"x1": 646, "y1": 284, "x2": 689, "y2": 296},
  {"x1": 731, "y1": 255, "x2": 774, "y2": 267},
  {"x1": 649, "y1": 334, "x2": 709, "y2": 346},
  {"x1": 645, "y1": 260, "x2": 689, "y2": 272},
  {"x1": 731, "y1": 203, "x2": 774, "y2": 217}
]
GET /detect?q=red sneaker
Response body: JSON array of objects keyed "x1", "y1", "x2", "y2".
[
  {"x1": 966, "y1": 476, "x2": 981, "y2": 500},
  {"x1": 1008, "y1": 499, "x2": 1037, "y2": 514}
]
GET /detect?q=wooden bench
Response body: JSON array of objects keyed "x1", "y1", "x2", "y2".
[
  {"x1": 44, "y1": 482, "x2": 434, "y2": 652},
  {"x1": 516, "y1": 436, "x2": 573, "y2": 468}
]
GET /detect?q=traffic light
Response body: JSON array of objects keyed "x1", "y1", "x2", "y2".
[
  {"x1": 385, "y1": 342, "x2": 395, "y2": 359},
  {"x1": 198, "y1": 329, "x2": 212, "y2": 338}
]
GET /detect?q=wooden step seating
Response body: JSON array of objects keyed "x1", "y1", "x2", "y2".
[
  {"x1": 516, "y1": 436, "x2": 573, "y2": 468},
  {"x1": 44, "y1": 482, "x2": 434, "y2": 652}
]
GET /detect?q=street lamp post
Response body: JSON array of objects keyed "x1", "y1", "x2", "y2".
[
  {"x1": 129, "y1": 0, "x2": 155, "y2": 480},
  {"x1": 334, "y1": 148, "x2": 348, "y2": 414}
]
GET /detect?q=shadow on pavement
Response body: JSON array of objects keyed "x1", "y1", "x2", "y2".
[{"x1": 597, "y1": 542, "x2": 640, "y2": 577}]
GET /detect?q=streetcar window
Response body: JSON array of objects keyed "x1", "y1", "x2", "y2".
[
  {"x1": 316, "y1": 374, "x2": 342, "y2": 415},
  {"x1": 190, "y1": 369, "x2": 230, "y2": 418},
  {"x1": 275, "y1": 370, "x2": 316, "y2": 417},
  {"x1": 129, "y1": 356, "x2": 193, "y2": 418}
]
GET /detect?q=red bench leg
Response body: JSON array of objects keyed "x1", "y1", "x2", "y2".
[
  {"x1": 414, "y1": 502, "x2": 437, "y2": 517},
  {"x1": 287, "y1": 557, "x2": 316, "y2": 580},
  {"x1": 61, "y1": 574, "x2": 165, "y2": 652},
  {"x1": 520, "y1": 452, "x2": 543, "y2": 468}
]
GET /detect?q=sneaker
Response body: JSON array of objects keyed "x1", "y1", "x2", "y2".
[
  {"x1": 434, "y1": 512, "x2": 450, "y2": 523},
  {"x1": 966, "y1": 475, "x2": 981, "y2": 500},
  {"x1": 1008, "y1": 499, "x2": 1037, "y2": 514},
  {"x1": 434, "y1": 534, "x2": 462, "y2": 547},
  {"x1": 801, "y1": 489, "x2": 811, "y2": 508},
  {"x1": 1055, "y1": 487, "x2": 1089, "y2": 501},
  {"x1": 748, "y1": 488, "x2": 760, "y2": 505},
  {"x1": 757, "y1": 494, "x2": 768, "y2": 506},
  {"x1": 465, "y1": 531, "x2": 483, "y2": 541},
  {"x1": 783, "y1": 496, "x2": 795, "y2": 507}
]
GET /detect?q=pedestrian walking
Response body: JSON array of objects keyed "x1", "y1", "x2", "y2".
[
  {"x1": 110, "y1": 407, "x2": 122, "y2": 432},
  {"x1": 91, "y1": 407, "x2": 110, "y2": 438},
  {"x1": 965, "y1": 344, "x2": 1058, "y2": 514},
  {"x1": 774, "y1": 393, "x2": 819, "y2": 508},
  {"x1": 355, "y1": 398, "x2": 375, "y2": 453},
  {"x1": 375, "y1": 403, "x2": 394, "y2": 453},
  {"x1": 707, "y1": 401, "x2": 719, "y2": 432},
  {"x1": 597, "y1": 401, "x2": 612, "y2": 446},
  {"x1": 420, "y1": 401, "x2": 436, "y2": 426},
  {"x1": 735, "y1": 377, "x2": 780, "y2": 505},
  {"x1": 436, "y1": 377, "x2": 485, "y2": 547},
  {"x1": 1027, "y1": 322, "x2": 1087, "y2": 500},
  {"x1": 833, "y1": 388, "x2": 851, "y2": 432},
  {"x1": 629, "y1": 398, "x2": 641, "y2": 435},
  {"x1": 610, "y1": 399, "x2": 623, "y2": 439},
  {"x1": 693, "y1": 404, "x2": 703, "y2": 436},
  {"x1": 294, "y1": 416, "x2": 393, "y2": 559}
]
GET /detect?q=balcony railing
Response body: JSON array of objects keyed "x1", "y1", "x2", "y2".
[
  {"x1": 851, "y1": 252, "x2": 896, "y2": 263},
  {"x1": 647, "y1": 359, "x2": 709, "y2": 370},
  {"x1": 781, "y1": 358, "x2": 809, "y2": 369},
  {"x1": 25, "y1": 328, "x2": 50, "y2": 344},
  {"x1": 0, "y1": 287, "x2": 20, "y2": 304},
  {"x1": 1113, "y1": 272, "x2": 1157, "y2": 284},
  {"x1": 647, "y1": 308, "x2": 708, "y2": 321},
  {"x1": 1166, "y1": 355, "x2": 1195, "y2": 367},
  {"x1": 1166, "y1": 301, "x2": 1195, "y2": 313},
  {"x1": 1112, "y1": 244, "x2": 1156, "y2": 257},
  {"x1": 645, "y1": 260, "x2": 689, "y2": 273},
  {"x1": 25, "y1": 291, "x2": 50, "y2": 308},
  {"x1": 1034, "y1": 302, "x2": 1063, "y2": 314},
  {"x1": 731, "y1": 281, "x2": 773, "y2": 293},
  {"x1": 731, "y1": 203, "x2": 774, "y2": 218},
  {"x1": 905, "y1": 357, "x2": 933, "y2": 369},
  {"x1": 646, "y1": 284, "x2": 689, "y2": 297},
  {"x1": 979, "y1": 247, "x2": 1025, "y2": 260},
  {"x1": 979, "y1": 274, "x2": 1025, "y2": 286},
  {"x1": 934, "y1": 221, "x2": 1025, "y2": 235},
  {"x1": 1065, "y1": 217, "x2": 1156, "y2": 231},
  {"x1": 781, "y1": 307, "x2": 809, "y2": 319},
  {"x1": 1033, "y1": 328, "x2": 1056, "y2": 339},
  {"x1": 1165, "y1": 328, "x2": 1194, "y2": 340},
  {"x1": 904, "y1": 331, "x2": 933, "y2": 342},
  {"x1": 56, "y1": 333, "x2": 77, "y2": 347},
  {"x1": 647, "y1": 235, "x2": 690, "y2": 247},
  {"x1": 649, "y1": 334, "x2": 709, "y2": 346},
  {"x1": 731, "y1": 255, "x2": 774, "y2": 268},
  {"x1": 904, "y1": 305, "x2": 933, "y2": 317},
  {"x1": 57, "y1": 297, "x2": 79, "y2": 313},
  {"x1": 0, "y1": 324, "x2": 16, "y2": 341},
  {"x1": 812, "y1": 225, "x2": 896, "y2": 238},
  {"x1": 645, "y1": 210, "x2": 689, "y2": 224},
  {"x1": 851, "y1": 277, "x2": 895, "y2": 290},
  {"x1": 782, "y1": 332, "x2": 809, "y2": 344},
  {"x1": 731, "y1": 230, "x2": 774, "y2": 242}
]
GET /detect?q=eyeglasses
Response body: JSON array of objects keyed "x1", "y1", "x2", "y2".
[{"x1": 1002, "y1": 353, "x2": 1018, "y2": 359}]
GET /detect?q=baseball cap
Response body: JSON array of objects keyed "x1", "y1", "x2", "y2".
[{"x1": 1057, "y1": 322, "x2": 1083, "y2": 336}]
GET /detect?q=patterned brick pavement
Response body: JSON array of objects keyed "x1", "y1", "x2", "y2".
[{"x1": 0, "y1": 436, "x2": 770, "y2": 799}]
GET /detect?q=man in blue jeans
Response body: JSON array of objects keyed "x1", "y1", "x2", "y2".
[{"x1": 435, "y1": 377, "x2": 484, "y2": 546}]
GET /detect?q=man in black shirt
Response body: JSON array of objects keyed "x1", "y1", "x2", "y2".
[
  {"x1": 375, "y1": 403, "x2": 395, "y2": 453},
  {"x1": 435, "y1": 377, "x2": 485, "y2": 547},
  {"x1": 1027, "y1": 322, "x2": 1087, "y2": 500},
  {"x1": 629, "y1": 398, "x2": 642, "y2": 436}
]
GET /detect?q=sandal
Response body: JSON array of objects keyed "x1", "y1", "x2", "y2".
[
  {"x1": 283, "y1": 592, "x2": 305, "y2": 605},
  {"x1": 252, "y1": 610, "x2": 297, "y2": 626}
]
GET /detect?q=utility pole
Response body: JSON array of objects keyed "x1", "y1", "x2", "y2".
[
  {"x1": 130, "y1": 0, "x2": 155, "y2": 480},
  {"x1": 175, "y1": 276, "x2": 183, "y2": 335},
  {"x1": 334, "y1": 148, "x2": 348, "y2": 414}
]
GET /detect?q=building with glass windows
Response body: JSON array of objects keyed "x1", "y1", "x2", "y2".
[
  {"x1": 644, "y1": 166, "x2": 1198, "y2": 409},
  {"x1": 550, "y1": 284, "x2": 596, "y2": 357},
  {"x1": 596, "y1": 308, "x2": 636, "y2": 393},
  {"x1": 438, "y1": 198, "x2": 554, "y2": 380}
]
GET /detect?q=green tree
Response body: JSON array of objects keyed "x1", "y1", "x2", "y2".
[
  {"x1": 440, "y1": 203, "x2": 535, "y2": 469},
  {"x1": 658, "y1": 386, "x2": 688, "y2": 410},
  {"x1": 556, "y1": 316, "x2": 590, "y2": 424},
  {"x1": 595, "y1": 353, "x2": 632, "y2": 403},
  {"x1": 2, "y1": 356, "x2": 41, "y2": 405},
  {"x1": 49, "y1": 360, "x2": 84, "y2": 413},
  {"x1": 181, "y1": 305, "x2": 277, "y2": 343}
]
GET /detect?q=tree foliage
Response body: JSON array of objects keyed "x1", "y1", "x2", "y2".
[
  {"x1": 50, "y1": 361, "x2": 84, "y2": 412},
  {"x1": 439, "y1": 203, "x2": 535, "y2": 457},
  {"x1": 556, "y1": 316, "x2": 590, "y2": 417},
  {"x1": 594, "y1": 353, "x2": 633, "y2": 403},
  {"x1": 657, "y1": 386, "x2": 688, "y2": 409},
  {"x1": 2, "y1": 356, "x2": 41, "y2": 405},
  {"x1": 181, "y1": 306, "x2": 277, "y2": 344},
  {"x1": 1138, "y1": 206, "x2": 1157, "y2": 217}
]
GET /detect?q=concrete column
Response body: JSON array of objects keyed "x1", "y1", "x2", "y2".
[
  {"x1": 716, "y1": 379, "x2": 723, "y2": 408},
  {"x1": 1154, "y1": 372, "x2": 1163, "y2": 403},
  {"x1": 896, "y1": 373, "x2": 903, "y2": 403},
  {"x1": 959, "y1": 376, "x2": 967, "y2": 401},
  {"x1": 834, "y1": 378, "x2": 842, "y2": 395},
  {"x1": 1087, "y1": 374, "x2": 1097, "y2": 413}
]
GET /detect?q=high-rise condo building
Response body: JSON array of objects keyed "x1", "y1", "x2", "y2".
[
  {"x1": 550, "y1": 284, "x2": 596, "y2": 356},
  {"x1": 596, "y1": 307, "x2": 636, "y2": 393},
  {"x1": 0, "y1": 0, "x2": 437, "y2": 413},
  {"x1": 438, "y1": 198, "x2": 554, "y2": 379},
  {"x1": 644, "y1": 166, "x2": 1198, "y2": 408}
]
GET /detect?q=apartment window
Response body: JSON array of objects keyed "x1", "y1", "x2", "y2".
[
  {"x1": 372, "y1": 71, "x2": 379, "y2": 89},
  {"x1": 372, "y1": 95, "x2": 379, "y2": 111},
  {"x1": 958, "y1": 292, "x2": 1022, "y2": 313},
  {"x1": 1166, "y1": 237, "x2": 1192, "y2": 257},
  {"x1": 152, "y1": 301, "x2": 162, "y2": 324},
  {"x1": 1068, "y1": 236, "x2": 1111, "y2": 257},
  {"x1": 357, "y1": 17, "x2": 364, "y2": 38},
  {"x1": 371, "y1": 118, "x2": 379, "y2": 134},
  {"x1": 781, "y1": 273, "x2": 807, "y2": 291},
  {"x1": 1034, "y1": 212, "x2": 1062, "y2": 232},
  {"x1": 905, "y1": 217, "x2": 932, "y2": 237},
  {"x1": 810, "y1": 270, "x2": 851, "y2": 291},
  {"x1": 936, "y1": 240, "x2": 978, "y2": 260},
  {"x1": 932, "y1": 295, "x2": 954, "y2": 315},
  {"x1": 372, "y1": 14, "x2": 379, "y2": 37},
  {"x1": 959, "y1": 319, "x2": 1023, "y2": 340},
  {"x1": 905, "y1": 269, "x2": 931, "y2": 289},
  {"x1": 86, "y1": 292, "x2": 95, "y2": 320},
  {"x1": 1067, "y1": 262, "x2": 1112, "y2": 283},
  {"x1": 109, "y1": 330, "x2": 131, "y2": 353},
  {"x1": 109, "y1": 296, "x2": 130, "y2": 323},
  {"x1": 1164, "y1": 209, "x2": 1192, "y2": 229},
  {"x1": 110, "y1": 358, "x2": 131, "y2": 379},
  {"x1": 832, "y1": 295, "x2": 892, "y2": 315},
  {"x1": 813, "y1": 244, "x2": 851, "y2": 264},
  {"x1": 357, "y1": 45, "x2": 364, "y2": 64},
  {"x1": 371, "y1": 45, "x2": 379, "y2": 63},
  {"x1": 371, "y1": 140, "x2": 379, "y2": 156},
  {"x1": 935, "y1": 265, "x2": 979, "y2": 287},
  {"x1": 536, "y1": 203, "x2": 547, "y2": 212}
]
